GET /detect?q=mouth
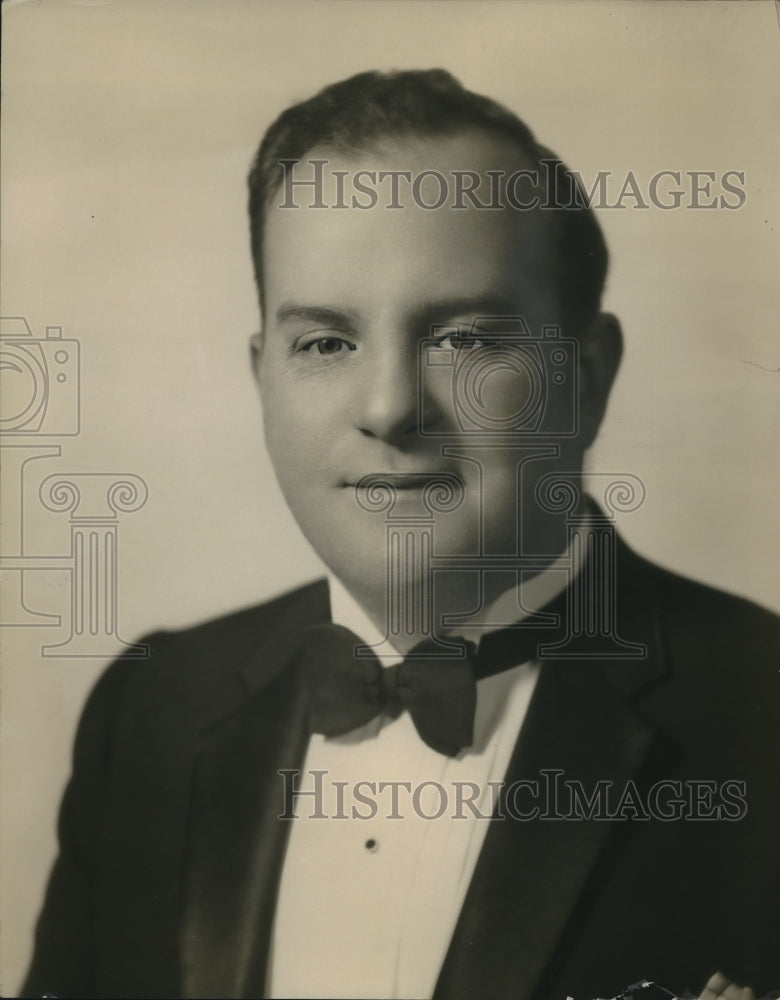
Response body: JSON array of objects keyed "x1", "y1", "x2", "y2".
[{"x1": 346, "y1": 471, "x2": 464, "y2": 492}]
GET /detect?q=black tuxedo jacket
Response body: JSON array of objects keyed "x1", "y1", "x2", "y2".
[{"x1": 23, "y1": 537, "x2": 780, "y2": 999}]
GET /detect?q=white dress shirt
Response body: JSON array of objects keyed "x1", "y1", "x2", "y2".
[{"x1": 268, "y1": 536, "x2": 586, "y2": 999}]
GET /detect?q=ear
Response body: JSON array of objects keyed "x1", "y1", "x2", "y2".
[
  {"x1": 577, "y1": 312, "x2": 623, "y2": 449},
  {"x1": 249, "y1": 331, "x2": 264, "y2": 383}
]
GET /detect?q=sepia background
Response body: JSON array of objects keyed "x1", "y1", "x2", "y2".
[{"x1": 1, "y1": 0, "x2": 778, "y2": 992}]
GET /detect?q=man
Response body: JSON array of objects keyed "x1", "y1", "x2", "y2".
[{"x1": 23, "y1": 70, "x2": 779, "y2": 999}]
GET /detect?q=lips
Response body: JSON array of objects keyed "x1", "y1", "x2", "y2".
[
  {"x1": 344, "y1": 469, "x2": 460, "y2": 489},
  {"x1": 347, "y1": 471, "x2": 460, "y2": 489},
  {"x1": 387, "y1": 473, "x2": 452, "y2": 489}
]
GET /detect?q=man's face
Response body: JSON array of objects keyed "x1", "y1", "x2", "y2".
[{"x1": 253, "y1": 131, "x2": 611, "y2": 616}]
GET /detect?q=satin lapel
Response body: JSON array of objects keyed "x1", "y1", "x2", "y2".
[
  {"x1": 436, "y1": 542, "x2": 673, "y2": 1000},
  {"x1": 180, "y1": 583, "x2": 328, "y2": 999},
  {"x1": 435, "y1": 662, "x2": 663, "y2": 1000}
]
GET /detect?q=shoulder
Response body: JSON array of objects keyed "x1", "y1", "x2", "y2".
[
  {"x1": 614, "y1": 531, "x2": 778, "y2": 639},
  {"x1": 78, "y1": 578, "x2": 329, "y2": 738},
  {"x1": 635, "y1": 551, "x2": 779, "y2": 650},
  {"x1": 617, "y1": 541, "x2": 780, "y2": 721},
  {"x1": 145, "y1": 577, "x2": 329, "y2": 667}
]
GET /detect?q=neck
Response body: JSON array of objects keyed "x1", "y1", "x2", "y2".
[{"x1": 334, "y1": 509, "x2": 583, "y2": 655}]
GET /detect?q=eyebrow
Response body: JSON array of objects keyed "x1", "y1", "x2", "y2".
[
  {"x1": 274, "y1": 294, "x2": 520, "y2": 331},
  {"x1": 275, "y1": 304, "x2": 356, "y2": 328},
  {"x1": 419, "y1": 294, "x2": 519, "y2": 323}
]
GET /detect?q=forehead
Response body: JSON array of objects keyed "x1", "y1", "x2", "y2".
[{"x1": 261, "y1": 130, "x2": 559, "y2": 322}]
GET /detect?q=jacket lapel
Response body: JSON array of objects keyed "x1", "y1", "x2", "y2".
[
  {"x1": 436, "y1": 542, "x2": 674, "y2": 1000},
  {"x1": 179, "y1": 581, "x2": 329, "y2": 999},
  {"x1": 179, "y1": 537, "x2": 675, "y2": 999}
]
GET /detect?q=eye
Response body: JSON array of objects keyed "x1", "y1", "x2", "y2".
[
  {"x1": 300, "y1": 336, "x2": 356, "y2": 357},
  {"x1": 432, "y1": 328, "x2": 497, "y2": 351}
]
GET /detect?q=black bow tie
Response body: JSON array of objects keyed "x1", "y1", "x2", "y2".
[{"x1": 299, "y1": 600, "x2": 567, "y2": 756}]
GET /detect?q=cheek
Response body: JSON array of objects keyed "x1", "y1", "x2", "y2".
[
  {"x1": 474, "y1": 368, "x2": 537, "y2": 426},
  {"x1": 428, "y1": 355, "x2": 537, "y2": 432},
  {"x1": 259, "y1": 388, "x2": 305, "y2": 475},
  {"x1": 258, "y1": 380, "x2": 337, "y2": 496},
  {"x1": 259, "y1": 389, "x2": 289, "y2": 451}
]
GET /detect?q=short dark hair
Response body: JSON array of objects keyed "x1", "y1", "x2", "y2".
[{"x1": 248, "y1": 69, "x2": 608, "y2": 333}]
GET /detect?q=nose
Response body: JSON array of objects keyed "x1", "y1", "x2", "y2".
[{"x1": 357, "y1": 343, "x2": 436, "y2": 444}]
